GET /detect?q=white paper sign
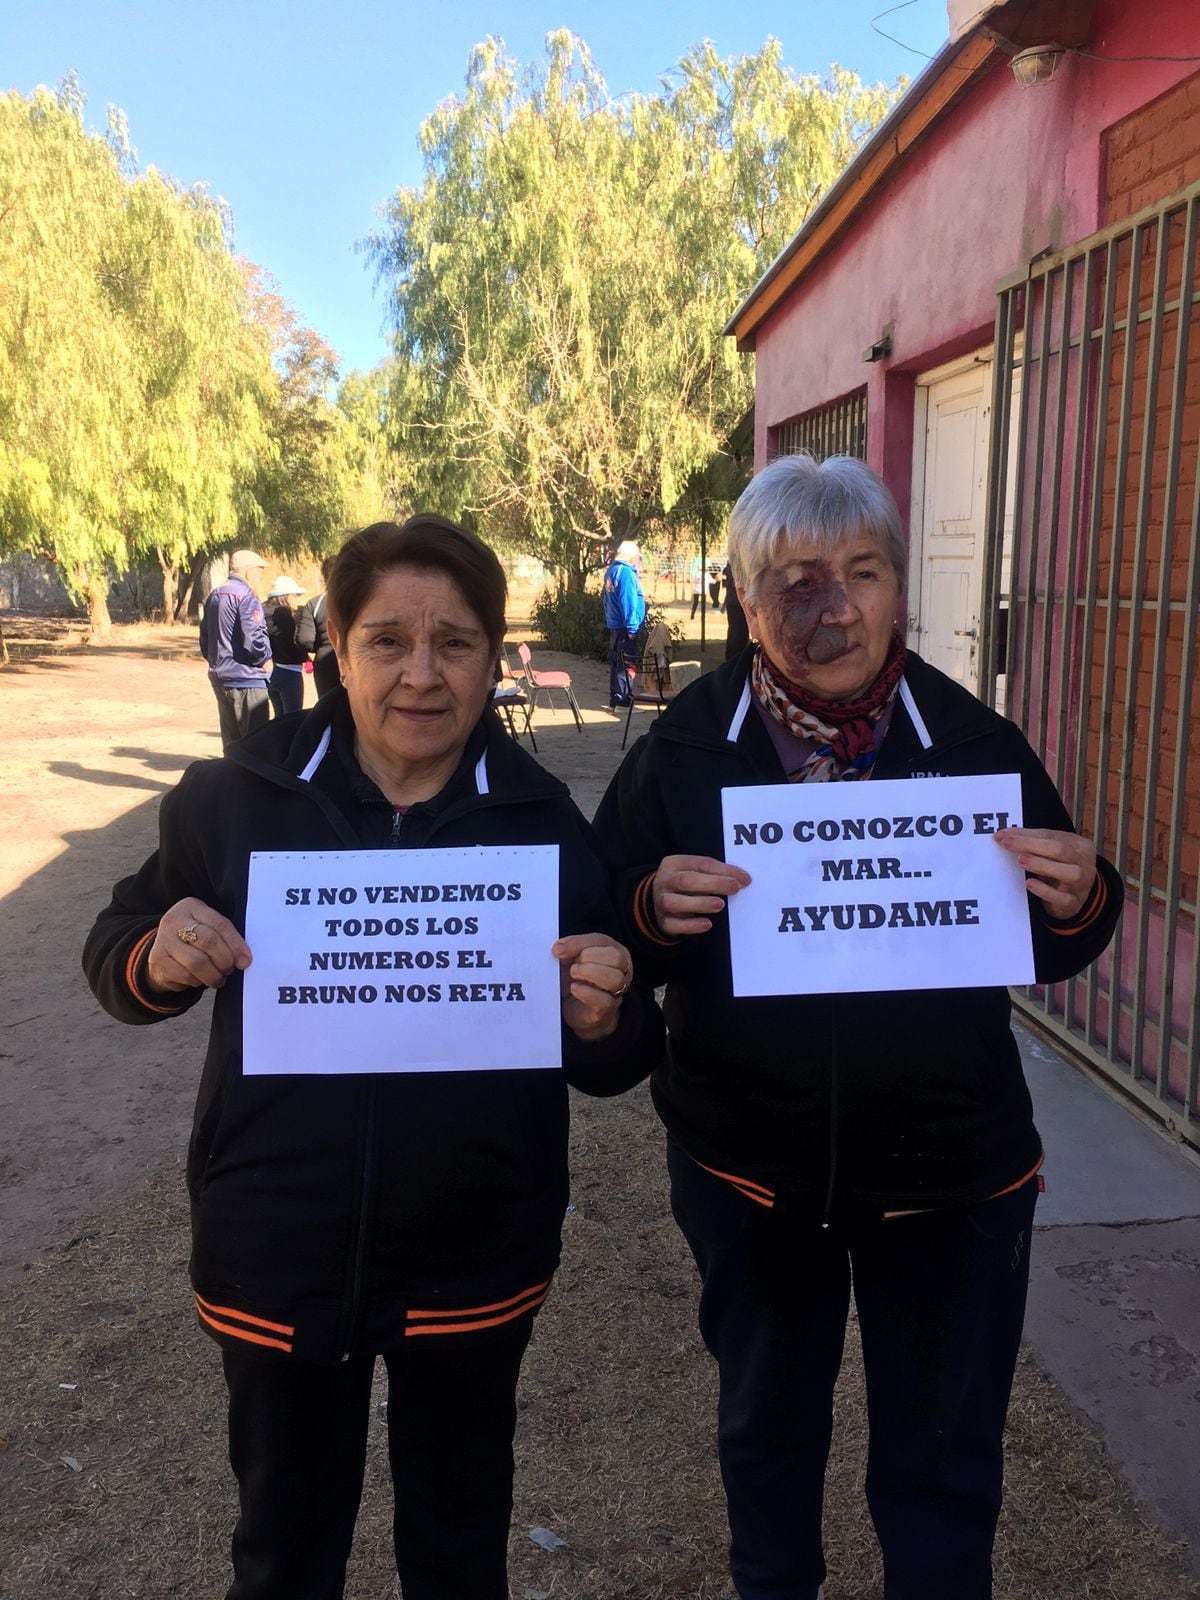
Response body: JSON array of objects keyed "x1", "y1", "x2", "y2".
[
  {"x1": 722, "y1": 774, "x2": 1036, "y2": 996},
  {"x1": 242, "y1": 845, "x2": 562, "y2": 1073}
]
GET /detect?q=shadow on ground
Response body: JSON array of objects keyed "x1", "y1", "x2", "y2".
[{"x1": 1, "y1": 629, "x2": 1196, "y2": 1598}]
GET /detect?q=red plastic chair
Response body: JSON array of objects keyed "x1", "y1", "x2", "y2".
[{"x1": 518, "y1": 642, "x2": 584, "y2": 730}]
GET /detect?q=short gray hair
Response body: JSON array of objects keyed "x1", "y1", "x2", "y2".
[
  {"x1": 614, "y1": 539, "x2": 640, "y2": 563},
  {"x1": 729, "y1": 454, "x2": 907, "y2": 601}
]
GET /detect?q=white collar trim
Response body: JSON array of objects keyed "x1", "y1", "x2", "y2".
[
  {"x1": 898, "y1": 677, "x2": 933, "y2": 750},
  {"x1": 297, "y1": 725, "x2": 332, "y2": 784},
  {"x1": 725, "y1": 677, "x2": 752, "y2": 743}
]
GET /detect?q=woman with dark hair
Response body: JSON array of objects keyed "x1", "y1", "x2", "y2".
[
  {"x1": 596, "y1": 454, "x2": 1121, "y2": 1600},
  {"x1": 84, "y1": 515, "x2": 662, "y2": 1600}
]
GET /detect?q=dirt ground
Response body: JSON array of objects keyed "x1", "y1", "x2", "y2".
[{"x1": 1, "y1": 609, "x2": 1197, "y2": 1599}]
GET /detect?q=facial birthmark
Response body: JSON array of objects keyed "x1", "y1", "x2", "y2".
[{"x1": 761, "y1": 562, "x2": 854, "y2": 666}]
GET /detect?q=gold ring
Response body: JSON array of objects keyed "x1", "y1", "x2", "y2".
[
  {"x1": 613, "y1": 976, "x2": 631, "y2": 997},
  {"x1": 177, "y1": 923, "x2": 200, "y2": 946}
]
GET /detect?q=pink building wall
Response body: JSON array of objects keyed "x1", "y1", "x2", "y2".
[{"x1": 750, "y1": 0, "x2": 1200, "y2": 526}]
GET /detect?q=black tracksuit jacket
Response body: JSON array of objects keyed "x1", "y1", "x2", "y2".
[
  {"x1": 84, "y1": 693, "x2": 662, "y2": 1363},
  {"x1": 594, "y1": 648, "x2": 1122, "y2": 1225}
]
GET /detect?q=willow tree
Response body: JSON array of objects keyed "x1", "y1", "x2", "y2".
[
  {"x1": 0, "y1": 80, "x2": 142, "y2": 636},
  {"x1": 119, "y1": 177, "x2": 278, "y2": 620},
  {"x1": 0, "y1": 79, "x2": 278, "y2": 640},
  {"x1": 368, "y1": 33, "x2": 898, "y2": 588},
  {"x1": 241, "y1": 265, "x2": 383, "y2": 571},
  {"x1": 337, "y1": 365, "x2": 401, "y2": 527}
]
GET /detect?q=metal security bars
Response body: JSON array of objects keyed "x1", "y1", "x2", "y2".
[
  {"x1": 984, "y1": 180, "x2": 1200, "y2": 1149},
  {"x1": 774, "y1": 389, "x2": 868, "y2": 461}
]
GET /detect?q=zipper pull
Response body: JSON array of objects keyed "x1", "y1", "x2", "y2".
[{"x1": 390, "y1": 806, "x2": 407, "y2": 845}]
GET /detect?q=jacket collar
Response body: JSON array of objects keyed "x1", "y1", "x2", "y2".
[
  {"x1": 223, "y1": 688, "x2": 567, "y2": 831},
  {"x1": 647, "y1": 646, "x2": 996, "y2": 769}
]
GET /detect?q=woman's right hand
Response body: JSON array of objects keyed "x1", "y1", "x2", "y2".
[
  {"x1": 651, "y1": 855, "x2": 751, "y2": 937},
  {"x1": 146, "y1": 898, "x2": 253, "y2": 993}
]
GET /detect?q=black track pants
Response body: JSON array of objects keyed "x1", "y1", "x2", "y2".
[
  {"x1": 669, "y1": 1143, "x2": 1038, "y2": 1600},
  {"x1": 222, "y1": 1322, "x2": 531, "y2": 1600}
]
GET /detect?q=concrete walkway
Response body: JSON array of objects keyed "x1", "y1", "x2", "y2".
[{"x1": 1019, "y1": 1022, "x2": 1200, "y2": 1569}]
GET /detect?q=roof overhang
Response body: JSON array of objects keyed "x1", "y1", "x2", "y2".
[{"x1": 724, "y1": 30, "x2": 1000, "y2": 352}]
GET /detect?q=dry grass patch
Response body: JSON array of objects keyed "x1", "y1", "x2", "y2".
[{"x1": 1, "y1": 1088, "x2": 1195, "y2": 1599}]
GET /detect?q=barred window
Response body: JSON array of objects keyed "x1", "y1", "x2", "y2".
[{"x1": 773, "y1": 389, "x2": 867, "y2": 462}]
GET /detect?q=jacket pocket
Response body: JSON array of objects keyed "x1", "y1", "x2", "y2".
[{"x1": 187, "y1": 1057, "x2": 234, "y2": 1200}]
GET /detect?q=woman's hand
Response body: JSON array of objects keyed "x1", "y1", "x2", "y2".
[
  {"x1": 552, "y1": 933, "x2": 632, "y2": 1043},
  {"x1": 652, "y1": 855, "x2": 751, "y2": 937},
  {"x1": 146, "y1": 898, "x2": 253, "y2": 993},
  {"x1": 995, "y1": 828, "x2": 1098, "y2": 921}
]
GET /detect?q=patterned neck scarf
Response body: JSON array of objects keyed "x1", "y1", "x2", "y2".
[{"x1": 750, "y1": 631, "x2": 907, "y2": 782}]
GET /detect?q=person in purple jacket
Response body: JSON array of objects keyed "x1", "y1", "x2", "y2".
[{"x1": 199, "y1": 549, "x2": 273, "y2": 749}]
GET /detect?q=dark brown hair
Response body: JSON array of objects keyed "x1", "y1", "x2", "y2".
[{"x1": 326, "y1": 516, "x2": 507, "y2": 649}]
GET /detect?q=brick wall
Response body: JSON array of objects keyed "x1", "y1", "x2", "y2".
[{"x1": 1104, "y1": 70, "x2": 1200, "y2": 221}]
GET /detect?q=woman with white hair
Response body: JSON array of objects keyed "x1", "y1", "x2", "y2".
[
  {"x1": 602, "y1": 538, "x2": 646, "y2": 709},
  {"x1": 264, "y1": 575, "x2": 309, "y2": 718},
  {"x1": 596, "y1": 453, "x2": 1121, "y2": 1600}
]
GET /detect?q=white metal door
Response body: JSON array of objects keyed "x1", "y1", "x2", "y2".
[{"x1": 912, "y1": 361, "x2": 992, "y2": 692}]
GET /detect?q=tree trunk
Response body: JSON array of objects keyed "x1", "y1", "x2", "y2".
[
  {"x1": 81, "y1": 570, "x2": 113, "y2": 642},
  {"x1": 174, "y1": 551, "x2": 208, "y2": 623},
  {"x1": 0, "y1": 615, "x2": 9, "y2": 667},
  {"x1": 564, "y1": 562, "x2": 586, "y2": 595},
  {"x1": 156, "y1": 549, "x2": 177, "y2": 623}
]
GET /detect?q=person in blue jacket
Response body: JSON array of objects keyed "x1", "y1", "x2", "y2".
[
  {"x1": 199, "y1": 549, "x2": 273, "y2": 749},
  {"x1": 602, "y1": 540, "x2": 647, "y2": 709}
]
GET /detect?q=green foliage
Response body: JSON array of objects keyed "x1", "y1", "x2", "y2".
[
  {"x1": 367, "y1": 33, "x2": 900, "y2": 588},
  {"x1": 0, "y1": 81, "x2": 145, "y2": 593},
  {"x1": 529, "y1": 587, "x2": 609, "y2": 660},
  {"x1": 244, "y1": 266, "x2": 376, "y2": 557},
  {"x1": 0, "y1": 79, "x2": 375, "y2": 629}
]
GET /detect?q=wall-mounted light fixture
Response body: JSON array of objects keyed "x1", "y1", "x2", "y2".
[
  {"x1": 862, "y1": 332, "x2": 893, "y2": 363},
  {"x1": 1010, "y1": 45, "x2": 1065, "y2": 86}
]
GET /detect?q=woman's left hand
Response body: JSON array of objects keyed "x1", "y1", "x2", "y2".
[
  {"x1": 552, "y1": 933, "x2": 633, "y2": 1043},
  {"x1": 995, "y1": 827, "x2": 1098, "y2": 920}
]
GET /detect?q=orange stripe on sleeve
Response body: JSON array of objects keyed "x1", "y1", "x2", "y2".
[
  {"x1": 1045, "y1": 871, "x2": 1108, "y2": 936},
  {"x1": 194, "y1": 1292, "x2": 295, "y2": 1337},
  {"x1": 125, "y1": 929, "x2": 187, "y2": 1015},
  {"x1": 195, "y1": 1304, "x2": 293, "y2": 1353},
  {"x1": 633, "y1": 872, "x2": 681, "y2": 948}
]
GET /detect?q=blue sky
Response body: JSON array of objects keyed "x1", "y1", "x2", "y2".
[{"x1": 2, "y1": 1, "x2": 949, "y2": 375}]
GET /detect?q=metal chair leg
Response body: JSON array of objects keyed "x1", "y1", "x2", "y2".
[
  {"x1": 621, "y1": 699, "x2": 636, "y2": 750},
  {"x1": 566, "y1": 688, "x2": 584, "y2": 730}
]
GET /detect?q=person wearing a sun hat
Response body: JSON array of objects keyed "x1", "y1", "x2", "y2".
[
  {"x1": 199, "y1": 549, "x2": 273, "y2": 749},
  {"x1": 264, "y1": 575, "x2": 309, "y2": 719}
]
